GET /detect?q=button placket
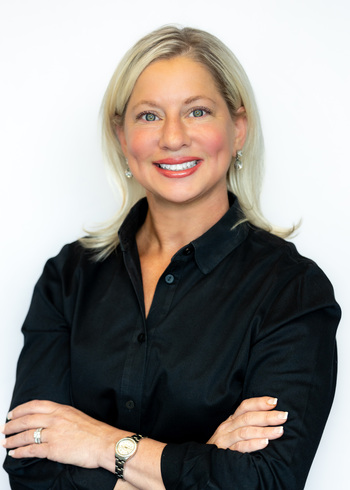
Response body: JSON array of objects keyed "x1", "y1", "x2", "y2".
[{"x1": 125, "y1": 400, "x2": 135, "y2": 410}]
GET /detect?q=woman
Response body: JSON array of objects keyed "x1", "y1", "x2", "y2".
[{"x1": 2, "y1": 26, "x2": 340, "y2": 489}]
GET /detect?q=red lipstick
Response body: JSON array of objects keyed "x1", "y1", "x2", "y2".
[
  {"x1": 153, "y1": 157, "x2": 202, "y2": 178},
  {"x1": 154, "y1": 157, "x2": 201, "y2": 165}
]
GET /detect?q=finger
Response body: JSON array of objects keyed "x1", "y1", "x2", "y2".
[
  {"x1": 230, "y1": 438, "x2": 270, "y2": 454},
  {"x1": 228, "y1": 409, "x2": 288, "y2": 431},
  {"x1": 212, "y1": 424, "x2": 284, "y2": 449},
  {"x1": 8, "y1": 442, "x2": 49, "y2": 460},
  {"x1": 3, "y1": 414, "x2": 50, "y2": 436},
  {"x1": 237, "y1": 424, "x2": 284, "y2": 442},
  {"x1": 209, "y1": 409, "x2": 288, "y2": 445},
  {"x1": 3, "y1": 427, "x2": 48, "y2": 450},
  {"x1": 232, "y1": 396, "x2": 278, "y2": 419},
  {"x1": 7, "y1": 400, "x2": 58, "y2": 420}
]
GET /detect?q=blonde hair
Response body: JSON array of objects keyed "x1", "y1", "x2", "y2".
[{"x1": 81, "y1": 25, "x2": 295, "y2": 260}]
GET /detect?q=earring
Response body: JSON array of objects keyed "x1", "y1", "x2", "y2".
[
  {"x1": 124, "y1": 159, "x2": 133, "y2": 179},
  {"x1": 234, "y1": 150, "x2": 243, "y2": 170}
]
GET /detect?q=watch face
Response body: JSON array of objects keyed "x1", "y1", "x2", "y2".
[{"x1": 116, "y1": 438, "x2": 137, "y2": 458}]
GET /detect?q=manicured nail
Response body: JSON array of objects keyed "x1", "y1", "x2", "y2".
[
  {"x1": 278, "y1": 411, "x2": 288, "y2": 420},
  {"x1": 273, "y1": 426, "x2": 284, "y2": 434},
  {"x1": 8, "y1": 450, "x2": 14, "y2": 457},
  {"x1": 7, "y1": 411, "x2": 12, "y2": 421},
  {"x1": 268, "y1": 398, "x2": 278, "y2": 406}
]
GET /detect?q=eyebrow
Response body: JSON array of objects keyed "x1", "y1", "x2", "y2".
[
  {"x1": 131, "y1": 95, "x2": 217, "y2": 111},
  {"x1": 184, "y1": 95, "x2": 216, "y2": 105}
]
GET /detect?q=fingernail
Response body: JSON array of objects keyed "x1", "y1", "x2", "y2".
[
  {"x1": 8, "y1": 450, "x2": 14, "y2": 457},
  {"x1": 267, "y1": 398, "x2": 278, "y2": 406},
  {"x1": 278, "y1": 411, "x2": 289, "y2": 420},
  {"x1": 7, "y1": 411, "x2": 12, "y2": 421},
  {"x1": 273, "y1": 426, "x2": 284, "y2": 434},
  {"x1": 0, "y1": 425, "x2": 5, "y2": 434}
]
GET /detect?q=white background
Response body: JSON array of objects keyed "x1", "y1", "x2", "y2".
[{"x1": 0, "y1": 0, "x2": 349, "y2": 488}]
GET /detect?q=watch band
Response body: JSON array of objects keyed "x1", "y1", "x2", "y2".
[{"x1": 115, "y1": 434, "x2": 143, "y2": 479}]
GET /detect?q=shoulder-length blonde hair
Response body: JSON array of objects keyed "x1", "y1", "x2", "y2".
[{"x1": 81, "y1": 25, "x2": 295, "y2": 260}]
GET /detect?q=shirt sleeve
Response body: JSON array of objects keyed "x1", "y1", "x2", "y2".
[
  {"x1": 3, "y1": 245, "x2": 117, "y2": 490},
  {"x1": 161, "y1": 262, "x2": 341, "y2": 489}
]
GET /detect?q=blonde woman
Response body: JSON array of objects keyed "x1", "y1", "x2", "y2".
[{"x1": 3, "y1": 26, "x2": 340, "y2": 490}]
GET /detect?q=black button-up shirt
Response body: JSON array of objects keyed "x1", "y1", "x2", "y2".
[{"x1": 4, "y1": 195, "x2": 340, "y2": 489}]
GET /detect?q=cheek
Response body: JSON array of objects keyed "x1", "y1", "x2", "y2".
[
  {"x1": 125, "y1": 129, "x2": 155, "y2": 159},
  {"x1": 199, "y1": 127, "x2": 234, "y2": 157}
]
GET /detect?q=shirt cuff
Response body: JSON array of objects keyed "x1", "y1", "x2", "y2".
[{"x1": 161, "y1": 442, "x2": 213, "y2": 488}]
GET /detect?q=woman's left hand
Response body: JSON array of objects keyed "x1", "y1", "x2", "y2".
[
  {"x1": 1, "y1": 400, "x2": 121, "y2": 471},
  {"x1": 207, "y1": 396, "x2": 288, "y2": 453}
]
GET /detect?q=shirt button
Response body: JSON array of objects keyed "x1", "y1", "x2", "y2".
[
  {"x1": 183, "y1": 246, "x2": 192, "y2": 255},
  {"x1": 165, "y1": 274, "x2": 175, "y2": 284},
  {"x1": 125, "y1": 400, "x2": 135, "y2": 410},
  {"x1": 137, "y1": 333, "x2": 145, "y2": 343}
]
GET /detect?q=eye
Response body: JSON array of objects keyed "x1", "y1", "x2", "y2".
[
  {"x1": 137, "y1": 112, "x2": 159, "y2": 122},
  {"x1": 189, "y1": 107, "x2": 211, "y2": 118}
]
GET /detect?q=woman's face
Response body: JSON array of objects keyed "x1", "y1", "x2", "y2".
[{"x1": 117, "y1": 56, "x2": 246, "y2": 207}]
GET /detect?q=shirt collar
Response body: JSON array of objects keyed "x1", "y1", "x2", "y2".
[
  {"x1": 118, "y1": 199, "x2": 148, "y2": 252},
  {"x1": 190, "y1": 193, "x2": 248, "y2": 274},
  {"x1": 118, "y1": 193, "x2": 249, "y2": 275}
]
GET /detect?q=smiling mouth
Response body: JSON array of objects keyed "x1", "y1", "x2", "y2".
[{"x1": 155, "y1": 160, "x2": 200, "y2": 171}]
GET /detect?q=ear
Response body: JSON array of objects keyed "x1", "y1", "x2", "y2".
[
  {"x1": 233, "y1": 106, "x2": 247, "y2": 153},
  {"x1": 114, "y1": 123, "x2": 128, "y2": 156}
]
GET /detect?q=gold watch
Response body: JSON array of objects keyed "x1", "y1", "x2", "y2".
[{"x1": 115, "y1": 434, "x2": 143, "y2": 479}]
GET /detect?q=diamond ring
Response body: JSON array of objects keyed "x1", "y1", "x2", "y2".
[{"x1": 34, "y1": 427, "x2": 43, "y2": 444}]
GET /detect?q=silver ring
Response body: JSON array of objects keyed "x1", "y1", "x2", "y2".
[{"x1": 34, "y1": 427, "x2": 43, "y2": 444}]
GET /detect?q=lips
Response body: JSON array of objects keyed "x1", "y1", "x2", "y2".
[
  {"x1": 154, "y1": 157, "x2": 201, "y2": 172},
  {"x1": 156, "y1": 160, "x2": 199, "y2": 171},
  {"x1": 153, "y1": 157, "x2": 202, "y2": 178}
]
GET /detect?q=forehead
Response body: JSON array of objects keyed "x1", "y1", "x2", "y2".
[{"x1": 128, "y1": 56, "x2": 222, "y2": 104}]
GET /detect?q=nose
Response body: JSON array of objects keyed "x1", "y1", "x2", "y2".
[{"x1": 159, "y1": 117, "x2": 191, "y2": 151}]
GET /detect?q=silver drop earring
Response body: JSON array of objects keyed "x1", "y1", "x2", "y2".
[
  {"x1": 124, "y1": 159, "x2": 133, "y2": 179},
  {"x1": 234, "y1": 150, "x2": 243, "y2": 171}
]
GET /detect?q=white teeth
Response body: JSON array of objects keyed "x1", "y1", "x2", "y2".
[{"x1": 158, "y1": 160, "x2": 198, "y2": 171}]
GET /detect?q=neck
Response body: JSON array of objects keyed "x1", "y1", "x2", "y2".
[{"x1": 137, "y1": 192, "x2": 230, "y2": 257}]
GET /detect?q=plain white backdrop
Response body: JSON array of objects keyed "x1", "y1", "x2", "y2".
[{"x1": 1, "y1": 0, "x2": 349, "y2": 488}]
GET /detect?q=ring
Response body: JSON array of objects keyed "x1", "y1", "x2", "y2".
[{"x1": 34, "y1": 427, "x2": 43, "y2": 444}]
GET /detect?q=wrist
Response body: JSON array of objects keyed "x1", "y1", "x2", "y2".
[{"x1": 98, "y1": 428, "x2": 129, "y2": 473}]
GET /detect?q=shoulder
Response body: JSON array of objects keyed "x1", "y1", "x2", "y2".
[
  {"x1": 240, "y1": 228, "x2": 341, "y2": 340},
  {"x1": 246, "y1": 225, "x2": 316, "y2": 269},
  {"x1": 38, "y1": 240, "x2": 118, "y2": 293},
  {"x1": 44, "y1": 240, "x2": 93, "y2": 275},
  {"x1": 244, "y1": 226, "x2": 338, "y2": 306}
]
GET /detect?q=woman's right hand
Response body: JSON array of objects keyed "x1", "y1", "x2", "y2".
[{"x1": 207, "y1": 396, "x2": 288, "y2": 453}]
